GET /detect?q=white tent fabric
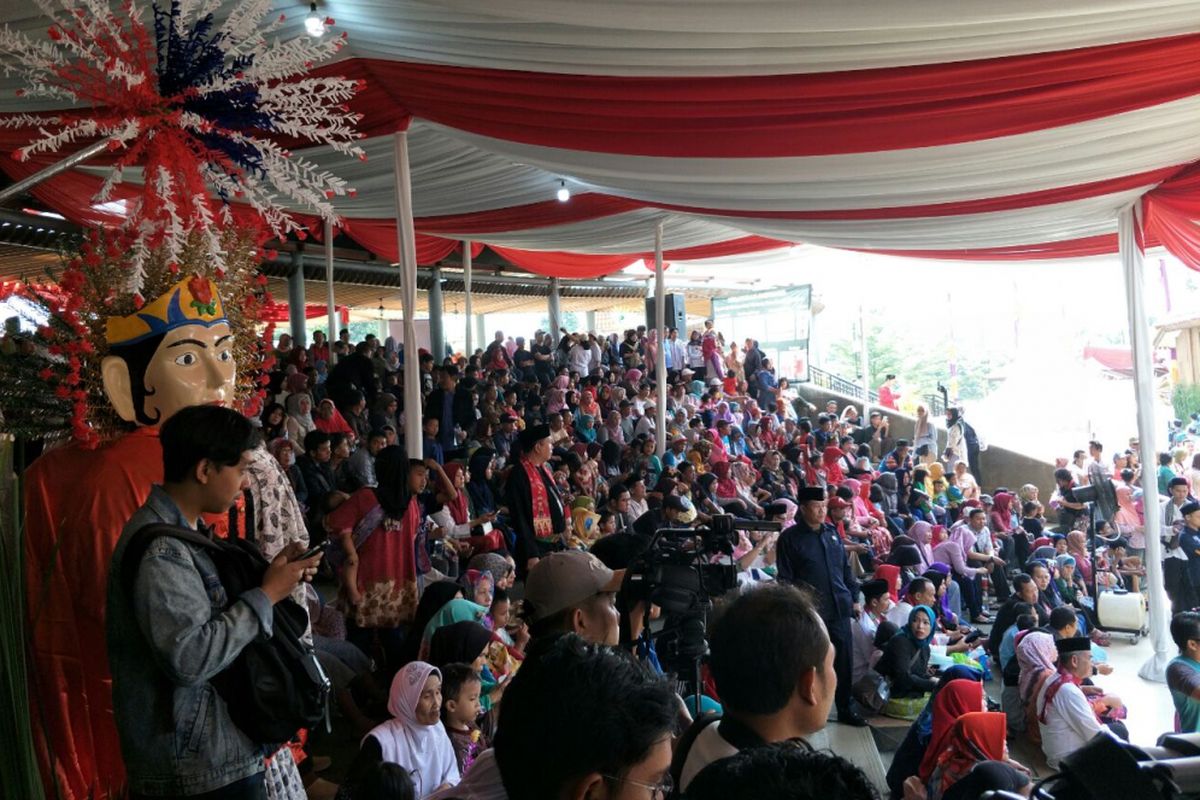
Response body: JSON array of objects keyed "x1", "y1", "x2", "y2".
[
  {"x1": 7, "y1": 1, "x2": 1200, "y2": 265},
  {"x1": 4, "y1": 0, "x2": 1200, "y2": 88}
]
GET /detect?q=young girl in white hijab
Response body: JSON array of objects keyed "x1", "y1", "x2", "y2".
[{"x1": 356, "y1": 662, "x2": 460, "y2": 797}]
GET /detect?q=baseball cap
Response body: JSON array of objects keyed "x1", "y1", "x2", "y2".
[
  {"x1": 523, "y1": 551, "x2": 625, "y2": 623},
  {"x1": 663, "y1": 494, "x2": 690, "y2": 513}
]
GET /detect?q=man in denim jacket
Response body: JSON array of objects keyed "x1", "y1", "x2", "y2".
[{"x1": 106, "y1": 406, "x2": 323, "y2": 799}]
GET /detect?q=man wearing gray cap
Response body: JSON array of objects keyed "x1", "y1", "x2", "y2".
[{"x1": 521, "y1": 550, "x2": 625, "y2": 646}]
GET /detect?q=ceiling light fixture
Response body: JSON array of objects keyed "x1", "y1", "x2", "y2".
[
  {"x1": 305, "y1": 2, "x2": 325, "y2": 37},
  {"x1": 556, "y1": 180, "x2": 570, "y2": 203}
]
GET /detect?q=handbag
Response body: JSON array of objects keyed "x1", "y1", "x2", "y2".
[{"x1": 853, "y1": 672, "x2": 890, "y2": 714}]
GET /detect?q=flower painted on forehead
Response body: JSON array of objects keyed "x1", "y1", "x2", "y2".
[{"x1": 188, "y1": 275, "x2": 217, "y2": 316}]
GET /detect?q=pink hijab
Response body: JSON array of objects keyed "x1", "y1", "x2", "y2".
[
  {"x1": 909, "y1": 521, "x2": 935, "y2": 567},
  {"x1": 843, "y1": 478, "x2": 872, "y2": 521},
  {"x1": 1016, "y1": 631, "x2": 1057, "y2": 704},
  {"x1": 776, "y1": 498, "x2": 798, "y2": 528}
]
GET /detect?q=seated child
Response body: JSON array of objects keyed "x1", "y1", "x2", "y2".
[
  {"x1": 440, "y1": 663, "x2": 487, "y2": 776},
  {"x1": 485, "y1": 587, "x2": 529, "y2": 653}
]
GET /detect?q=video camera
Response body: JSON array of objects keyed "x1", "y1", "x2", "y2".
[
  {"x1": 984, "y1": 730, "x2": 1200, "y2": 800},
  {"x1": 626, "y1": 514, "x2": 782, "y2": 702}
]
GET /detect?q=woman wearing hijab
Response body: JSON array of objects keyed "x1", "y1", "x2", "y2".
[
  {"x1": 1112, "y1": 482, "x2": 1144, "y2": 545},
  {"x1": 876, "y1": 606, "x2": 938, "y2": 719},
  {"x1": 314, "y1": 397, "x2": 355, "y2": 437},
  {"x1": 397, "y1": 582, "x2": 463, "y2": 667},
  {"x1": 913, "y1": 405, "x2": 938, "y2": 464},
  {"x1": 419, "y1": 598, "x2": 490, "y2": 659},
  {"x1": 578, "y1": 389, "x2": 601, "y2": 421},
  {"x1": 704, "y1": 428, "x2": 730, "y2": 464},
  {"x1": 916, "y1": 673, "x2": 987, "y2": 783},
  {"x1": 711, "y1": 462, "x2": 749, "y2": 518},
  {"x1": 1066, "y1": 530, "x2": 1093, "y2": 584},
  {"x1": 427, "y1": 620, "x2": 511, "y2": 711},
  {"x1": 875, "y1": 564, "x2": 902, "y2": 606},
  {"x1": 909, "y1": 521, "x2": 936, "y2": 572},
  {"x1": 600, "y1": 410, "x2": 625, "y2": 447},
  {"x1": 326, "y1": 448, "x2": 428, "y2": 671},
  {"x1": 926, "y1": 712, "x2": 1016, "y2": 800},
  {"x1": 432, "y1": 462, "x2": 503, "y2": 555},
  {"x1": 285, "y1": 392, "x2": 317, "y2": 453},
  {"x1": 428, "y1": 620, "x2": 494, "y2": 672},
  {"x1": 347, "y1": 662, "x2": 459, "y2": 798},
  {"x1": 887, "y1": 666, "x2": 984, "y2": 799},
  {"x1": 923, "y1": 567, "x2": 961, "y2": 630},
  {"x1": 989, "y1": 492, "x2": 1015, "y2": 535},
  {"x1": 1015, "y1": 630, "x2": 1057, "y2": 744},
  {"x1": 575, "y1": 414, "x2": 598, "y2": 444},
  {"x1": 260, "y1": 402, "x2": 287, "y2": 441},
  {"x1": 822, "y1": 446, "x2": 847, "y2": 486},
  {"x1": 694, "y1": 473, "x2": 725, "y2": 519},
  {"x1": 369, "y1": 392, "x2": 399, "y2": 433},
  {"x1": 465, "y1": 448, "x2": 500, "y2": 518},
  {"x1": 600, "y1": 439, "x2": 624, "y2": 478}
]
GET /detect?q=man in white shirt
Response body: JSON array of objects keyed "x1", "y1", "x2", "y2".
[
  {"x1": 851, "y1": 578, "x2": 892, "y2": 686},
  {"x1": 567, "y1": 334, "x2": 591, "y2": 375},
  {"x1": 634, "y1": 404, "x2": 657, "y2": 440},
  {"x1": 887, "y1": 576, "x2": 937, "y2": 627},
  {"x1": 669, "y1": 328, "x2": 688, "y2": 378},
  {"x1": 677, "y1": 584, "x2": 835, "y2": 791},
  {"x1": 1162, "y1": 479, "x2": 1196, "y2": 613},
  {"x1": 1069, "y1": 450, "x2": 1090, "y2": 486},
  {"x1": 1036, "y1": 636, "x2": 1123, "y2": 770}
]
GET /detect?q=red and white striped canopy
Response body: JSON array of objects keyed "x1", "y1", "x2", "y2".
[{"x1": 5, "y1": 0, "x2": 1200, "y2": 277}]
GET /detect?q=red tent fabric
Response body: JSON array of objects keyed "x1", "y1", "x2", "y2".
[{"x1": 257, "y1": 301, "x2": 351, "y2": 326}]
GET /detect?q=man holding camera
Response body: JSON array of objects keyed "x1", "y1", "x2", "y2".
[{"x1": 777, "y1": 486, "x2": 866, "y2": 726}]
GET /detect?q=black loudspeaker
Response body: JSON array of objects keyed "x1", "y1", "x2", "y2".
[{"x1": 646, "y1": 293, "x2": 686, "y2": 331}]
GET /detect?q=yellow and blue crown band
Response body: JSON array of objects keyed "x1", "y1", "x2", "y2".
[{"x1": 105, "y1": 277, "x2": 228, "y2": 347}]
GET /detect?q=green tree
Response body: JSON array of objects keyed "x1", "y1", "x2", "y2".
[{"x1": 825, "y1": 321, "x2": 1008, "y2": 405}]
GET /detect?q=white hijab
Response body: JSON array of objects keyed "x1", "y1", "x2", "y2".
[
  {"x1": 285, "y1": 392, "x2": 316, "y2": 437},
  {"x1": 366, "y1": 662, "x2": 459, "y2": 797}
]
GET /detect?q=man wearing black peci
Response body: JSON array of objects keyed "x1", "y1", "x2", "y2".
[
  {"x1": 776, "y1": 485, "x2": 866, "y2": 726},
  {"x1": 505, "y1": 423, "x2": 566, "y2": 578}
]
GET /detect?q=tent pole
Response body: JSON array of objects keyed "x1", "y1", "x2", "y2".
[
  {"x1": 324, "y1": 218, "x2": 338, "y2": 367},
  {"x1": 654, "y1": 222, "x2": 667, "y2": 457},
  {"x1": 1119, "y1": 203, "x2": 1171, "y2": 682},
  {"x1": 463, "y1": 241, "x2": 473, "y2": 357},
  {"x1": 393, "y1": 130, "x2": 423, "y2": 460},
  {"x1": 0, "y1": 136, "x2": 114, "y2": 203},
  {"x1": 429, "y1": 266, "x2": 445, "y2": 360},
  {"x1": 548, "y1": 278, "x2": 562, "y2": 336},
  {"x1": 859, "y1": 303, "x2": 871, "y2": 423},
  {"x1": 287, "y1": 249, "x2": 306, "y2": 346}
]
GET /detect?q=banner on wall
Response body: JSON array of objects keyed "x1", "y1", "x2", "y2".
[{"x1": 713, "y1": 285, "x2": 812, "y2": 382}]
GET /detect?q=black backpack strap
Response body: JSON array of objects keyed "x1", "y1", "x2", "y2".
[
  {"x1": 122, "y1": 522, "x2": 218, "y2": 594},
  {"x1": 669, "y1": 711, "x2": 721, "y2": 798},
  {"x1": 243, "y1": 488, "x2": 256, "y2": 542}
]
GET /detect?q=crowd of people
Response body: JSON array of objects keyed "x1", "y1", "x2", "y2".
[{"x1": 106, "y1": 320, "x2": 1200, "y2": 800}]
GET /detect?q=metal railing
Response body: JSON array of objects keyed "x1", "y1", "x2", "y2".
[{"x1": 804, "y1": 365, "x2": 946, "y2": 417}]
